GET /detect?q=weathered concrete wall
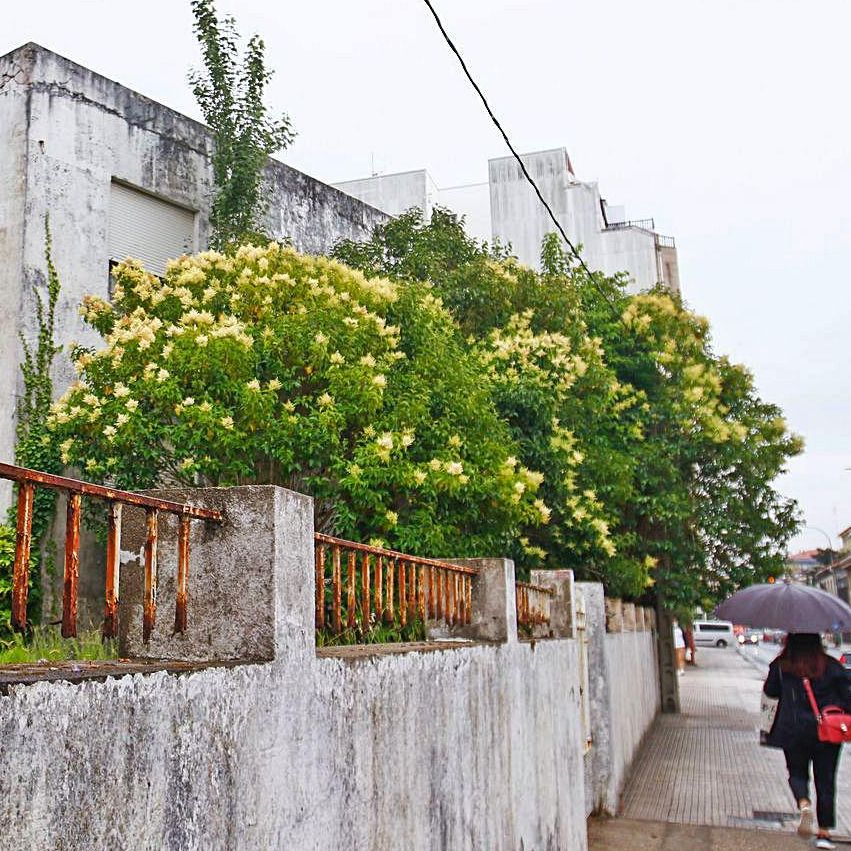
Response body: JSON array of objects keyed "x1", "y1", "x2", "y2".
[
  {"x1": 333, "y1": 169, "x2": 433, "y2": 218},
  {"x1": 576, "y1": 582, "x2": 609, "y2": 817},
  {"x1": 602, "y1": 630, "x2": 660, "y2": 813},
  {"x1": 0, "y1": 485, "x2": 590, "y2": 851},
  {"x1": 577, "y1": 583, "x2": 660, "y2": 817},
  {"x1": 597, "y1": 225, "x2": 659, "y2": 290},
  {"x1": 0, "y1": 49, "x2": 31, "y2": 507}
]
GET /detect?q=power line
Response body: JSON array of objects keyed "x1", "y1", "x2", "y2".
[{"x1": 419, "y1": 0, "x2": 622, "y2": 318}]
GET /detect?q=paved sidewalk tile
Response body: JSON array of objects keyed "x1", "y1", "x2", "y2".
[
  {"x1": 616, "y1": 647, "x2": 851, "y2": 838},
  {"x1": 588, "y1": 816, "x2": 821, "y2": 851}
]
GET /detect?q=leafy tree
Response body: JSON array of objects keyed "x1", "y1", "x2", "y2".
[
  {"x1": 814, "y1": 548, "x2": 840, "y2": 567},
  {"x1": 50, "y1": 244, "x2": 543, "y2": 558},
  {"x1": 336, "y1": 209, "x2": 802, "y2": 606},
  {"x1": 189, "y1": 0, "x2": 295, "y2": 248}
]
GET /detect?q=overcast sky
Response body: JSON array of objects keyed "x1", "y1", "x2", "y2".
[{"x1": 4, "y1": 0, "x2": 850, "y2": 554}]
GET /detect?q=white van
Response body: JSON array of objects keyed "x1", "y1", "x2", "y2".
[{"x1": 692, "y1": 620, "x2": 735, "y2": 648}]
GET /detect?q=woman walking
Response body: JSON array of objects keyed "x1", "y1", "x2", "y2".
[{"x1": 763, "y1": 632, "x2": 851, "y2": 848}]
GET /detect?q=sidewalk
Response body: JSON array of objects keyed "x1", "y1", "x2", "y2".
[{"x1": 589, "y1": 645, "x2": 851, "y2": 848}]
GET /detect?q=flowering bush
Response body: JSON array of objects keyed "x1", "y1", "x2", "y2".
[
  {"x1": 336, "y1": 210, "x2": 802, "y2": 605},
  {"x1": 50, "y1": 243, "x2": 544, "y2": 557}
]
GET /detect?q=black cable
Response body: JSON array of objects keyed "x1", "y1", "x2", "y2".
[{"x1": 420, "y1": 0, "x2": 622, "y2": 319}]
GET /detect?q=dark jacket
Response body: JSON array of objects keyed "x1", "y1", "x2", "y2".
[{"x1": 763, "y1": 656, "x2": 851, "y2": 749}]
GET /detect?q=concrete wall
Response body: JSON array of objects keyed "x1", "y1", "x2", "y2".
[
  {"x1": 0, "y1": 485, "x2": 590, "y2": 851},
  {"x1": 0, "y1": 42, "x2": 387, "y2": 482},
  {"x1": 598, "y1": 226, "x2": 660, "y2": 290},
  {"x1": 333, "y1": 169, "x2": 433, "y2": 218},
  {"x1": 576, "y1": 583, "x2": 660, "y2": 816},
  {"x1": 602, "y1": 630, "x2": 660, "y2": 813},
  {"x1": 0, "y1": 49, "x2": 31, "y2": 507}
]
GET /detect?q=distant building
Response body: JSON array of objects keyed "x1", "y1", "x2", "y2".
[
  {"x1": 335, "y1": 147, "x2": 680, "y2": 294},
  {"x1": 785, "y1": 549, "x2": 820, "y2": 583},
  {"x1": 0, "y1": 42, "x2": 387, "y2": 499},
  {"x1": 805, "y1": 526, "x2": 851, "y2": 603}
]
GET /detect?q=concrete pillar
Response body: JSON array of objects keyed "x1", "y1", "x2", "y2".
[
  {"x1": 605, "y1": 598, "x2": 623, "y2": 633},
  {"x1": 530, "y1": 568, "x2": 575, "y2": 638},
  {"x1": 433, "y1": 557, "x2": 518, "y2": 643},
  {"x1": 622, "y1": 603, "x2": 636, "y2": 632},
  {"x1": 645, "y1": 607, "x2": 657, "y2": 632},
  {"x1": 118, "y1": 485, "x2": 314, "y2": 663}
]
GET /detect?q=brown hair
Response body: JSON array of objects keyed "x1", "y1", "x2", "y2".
[{"x1": 776, "y1": 632, "x2": 829, "y2": 679}]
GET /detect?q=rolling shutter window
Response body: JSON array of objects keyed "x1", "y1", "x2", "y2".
[{"x1": 108, "y1": 181, "x2": 196, "y2": 278}]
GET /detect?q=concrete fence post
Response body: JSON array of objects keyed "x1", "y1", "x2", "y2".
[
  {"x1": 605, "y1": 598, "x2": 623, "y2": 633},
  {"x1": 530, "y1": 568, "x2": 575, "y2": 638},
  {"x1": 432, "y1": 558, "x2": 518, "y2": 643},
  {"x1": 622, "y1": 603, "x2": 636, "y2": 632},
  {"x1": 645, "y1": 607, "x2": 657, "y2": 632},
  {"x1": 118, "y1": 485, "x2": 315, "y2": 663}
]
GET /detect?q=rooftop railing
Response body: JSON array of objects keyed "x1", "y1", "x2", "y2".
[
  {"x1": 605, "y1": 218, "x2": 655, "y2": 232},
  {"x1": 0, "y1": 462, "x2": 223, "y2": 642},
  {"x1": 314, "y1": 533, "x2": 477, "y2": 638},
  {"x1": 655, "y1": 234, "x2": 676, "y2": 249}
]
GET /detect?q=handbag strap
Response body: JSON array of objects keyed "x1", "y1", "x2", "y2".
[{"x1": 802, "y1": 677, "x2": 823, "y2": 722}]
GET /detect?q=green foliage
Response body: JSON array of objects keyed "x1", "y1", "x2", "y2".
[
  {"x1": 189, "y1": 0, "x2": 295, "y2": 248},
  {"x1": 336, "y1": 210, "x2": 803, "y2": 608},
  {"x1": 51, "y1": 243, "x2": 544, "y2": 559},
  {"x1": 315, "y1": 619, "x2": 426, "y2": 648},
  {"x1": 0, "y1": 626, "x2": 116, "y2": 665}
]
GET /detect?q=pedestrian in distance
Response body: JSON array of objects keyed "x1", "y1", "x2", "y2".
[
  {"x1": 763, "y1": 632, "x2": 851, "y2": 849},
  {"x1": 672, "y1": 618, "x2": 686, "y2": 675},
  {"x1": 682, "y1": 624, "x2": 697, "y2": 666}
]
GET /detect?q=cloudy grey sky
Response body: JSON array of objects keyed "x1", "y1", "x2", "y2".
[{"x1": 4, "y1": 0, "x2": 850, "y2": 553}]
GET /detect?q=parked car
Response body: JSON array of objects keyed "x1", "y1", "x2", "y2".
[
  {"x1": 693, "y1": 620, "x2": 735, "y2": 648},
  {"x1": 762, "y1": 629, "x2": 786, "y2": 644},
  {"x1": 737, "y1": 628, "x2": 761, "y2": 646}
]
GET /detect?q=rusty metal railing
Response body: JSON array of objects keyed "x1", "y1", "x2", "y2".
[
  {"x1": 515, "y1": 580, "x2": 554, "y2": 630},
  {"x1": 314, "y1": 533, "x2": 477, "y2": 637},
  {"x1": 0, "y1": 462, "x2": 222, "y2": 642}
]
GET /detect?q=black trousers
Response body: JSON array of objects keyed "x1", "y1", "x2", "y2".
[{"x1": 784, "y1": 739, "x2": 842, "y2": 829}]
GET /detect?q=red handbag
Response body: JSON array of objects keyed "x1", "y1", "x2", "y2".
[{"x1": 803, "y1": 677, "x2": 851, "y2": 744}]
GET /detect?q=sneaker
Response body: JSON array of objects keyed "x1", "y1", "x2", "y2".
[
  {"x1": 814, "y1": 838, "x2": 836, "y2": 850},
  {"x1": 798, "y1": 805, "x2": 813, "y2": 836}
]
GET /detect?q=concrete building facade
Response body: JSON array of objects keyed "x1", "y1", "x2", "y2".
[
  {"x1": 0, "y1": 42, "x2": 387, "y2": 490},
  {"x1": 335, "y1": 147, "x2": 680, "y2": 294}
]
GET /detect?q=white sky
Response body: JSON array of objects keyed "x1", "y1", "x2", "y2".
[{"x1": 4, "y1": 0, "x2": 850, "y2": 554}]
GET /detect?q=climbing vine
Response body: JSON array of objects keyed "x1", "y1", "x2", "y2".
[{"x1": 0, "y1": 218, "x2": 63, "y2": 635}]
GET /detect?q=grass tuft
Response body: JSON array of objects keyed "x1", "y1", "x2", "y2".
[{"x1": 0, "y1": 626, "x2": 117, "y2": 665}]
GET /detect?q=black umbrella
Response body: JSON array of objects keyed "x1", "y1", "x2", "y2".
[{"x1": 715, "y1": 579, "x2": 851, "y2": 633}]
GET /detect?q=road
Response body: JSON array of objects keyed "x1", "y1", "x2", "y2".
[{"x1": 736, "y1": 639, "x2": 849, "y2": 673}]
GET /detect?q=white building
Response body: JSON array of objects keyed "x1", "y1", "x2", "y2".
[{"x1": 335, "y1": 147, "x2": 680, "y2": 295}]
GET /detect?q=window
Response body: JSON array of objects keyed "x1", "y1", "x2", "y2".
[{"x1": 108, "y1": 181, "x2": 197, "y2": 279}]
